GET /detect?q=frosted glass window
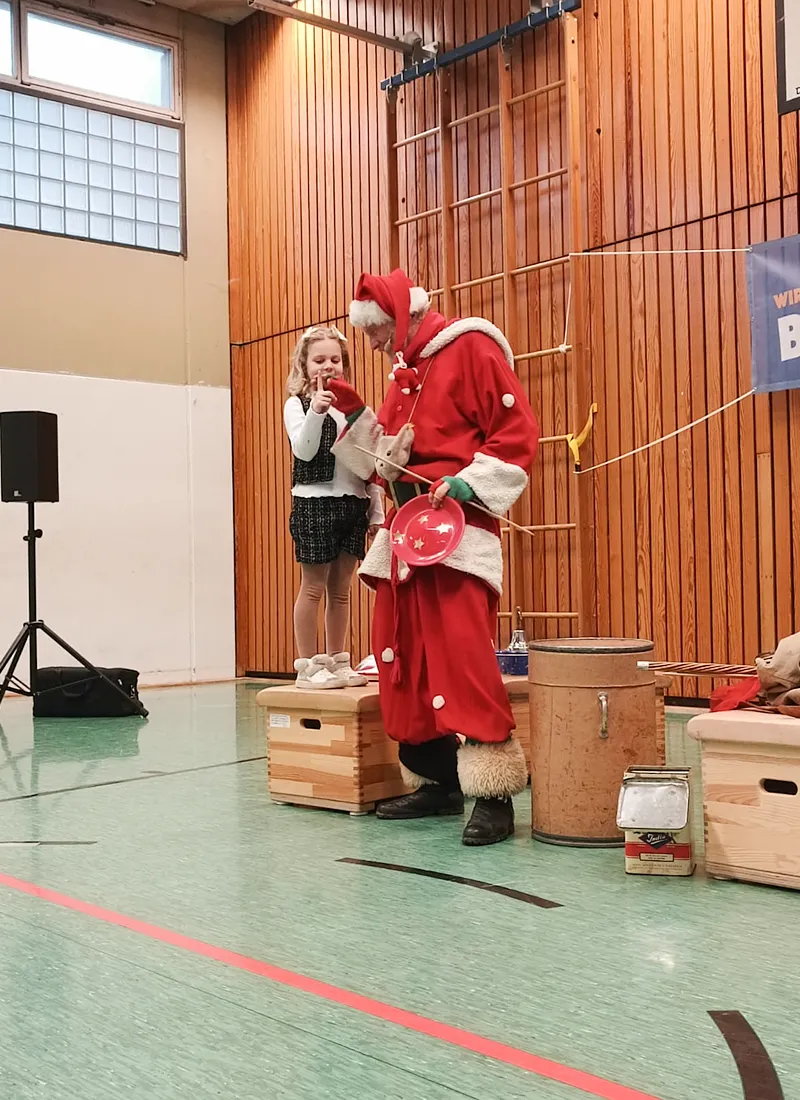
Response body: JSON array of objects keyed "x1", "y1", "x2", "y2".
[
  {"x1": 26, "y1": 12, "x2": 174, "y2": 111},
  {"x1": 0, "y1": 1, "x2": 12, "y2": 77},
  {"x1": 0, "y1": 88, "x2": 182, "y2": 252}
]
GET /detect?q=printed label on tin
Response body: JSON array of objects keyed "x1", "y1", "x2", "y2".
[
  {"x1": 638, "y1": 831, "x2": 675, "y2": 849},
  {"x1": 639, "y1": 852, "x2": 675, "y2": 863},
  {"x1": 269, "y1": 714, "x2": 291, "y2": 729}
]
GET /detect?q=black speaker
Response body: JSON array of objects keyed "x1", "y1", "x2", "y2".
[{"x1": 0, "y1": 411, "x2": 59, "y2": 503}]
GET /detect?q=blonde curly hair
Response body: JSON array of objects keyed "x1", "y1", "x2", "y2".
[{"x1": 286, "y1": 325, "x2": 352, "y2": 397}]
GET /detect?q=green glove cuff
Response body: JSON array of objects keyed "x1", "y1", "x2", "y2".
[{"x1": 443, "y1": 476, "x2": 475, "y2": 503}]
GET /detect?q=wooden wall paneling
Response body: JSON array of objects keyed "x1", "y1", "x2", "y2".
[
  {"x1": 651, "y1": 0, "x2": 670, "y2": 229},
  {"x1": 666, "y1": 0, "x2": 686, "y2": 229},
  {"x1": 712, "y1": 0, "x2": 733, "y2": 220},
  {"x1": 728, "y1": 0, "x2": 749, "y2": 213},
  {"x1": 617, "y1": 251, "x2": 637, "y2": 639},
  {"x1": 630, "y1": 241, "x2": 651, "y2": 643},
  {"x1": 733, "y1": 207, "x2": 759, "y2": 680},
  {"x1": 657, "y1": 231, "x2": 681, "y2": 675},
  {"x1": 687, "y1": 220, "x2": 713, "y2": 696},
  {"x1": 761, "y1": 0, "x2": 781, "y2": 203},
  {"x1": 744, "y1": 0, "x2": 766, "y2": 207},
  {"x1": 637, "y1": 0, "x2": 657, "y2": 234},
  {"x1": 701, "y1": 220, "x2": 730, "y2": 667},
  {"x1": 551, "y1": 23, "x2": 571, "y2": 635},
  {"x1": 767, "y1": 199, "x2": 792, "y2": 644},
  {"x1": 748, "y1": 204, "x2": 776, "y2": 655},
  {"x1": 681, "y1": 0, "x2": 702, "y2": 227},
  {"x1": 696, "y1": 0, "x2": 717, "y2": 219},
  {"x1": 669, "y1": 227, "x2": 696, "y2": 694},
  {"x1": 717, "y1": 214, "x2": 744, "y2": 672},
  {"x1": 643, "y1": 240, "x2": 665, "y2": 660}
]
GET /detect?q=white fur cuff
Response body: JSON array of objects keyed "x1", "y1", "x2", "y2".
[
  {"x1": 330, "y1": 407, "x2": 382, "y2": 480},
  {"x1": 457, "y1": 739, "x2": 528, "y2": 799},
  {"x1": 399, "y1": 762, "x2": 434, "y2": 789},
  {"x1": 358, "y1": 523, "x2": 504, "y2": 596},
  {"x1": 458, "y1": 452, "x2": 528, "y2": 515}
]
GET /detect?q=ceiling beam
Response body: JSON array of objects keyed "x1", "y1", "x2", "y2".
[{"x1": 247, "y1": 0, "x2": 415, "y2": 56}]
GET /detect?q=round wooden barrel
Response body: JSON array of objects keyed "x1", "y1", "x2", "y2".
[{"x1": 529, "y1": 638, "x2": 656, "y2": 846}]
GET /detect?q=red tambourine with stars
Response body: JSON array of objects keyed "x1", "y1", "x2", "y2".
[{"x1": 389, "y1": 494, "x2": 466, "y2": 567}]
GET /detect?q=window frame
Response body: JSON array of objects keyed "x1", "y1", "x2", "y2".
[{"x1": 1, "y1": 0, "x2": 182, "y2": 121}]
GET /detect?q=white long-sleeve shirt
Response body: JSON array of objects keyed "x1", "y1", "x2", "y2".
[{"x1": 283, "y1": 396, "x2": 385, "y2": 525}]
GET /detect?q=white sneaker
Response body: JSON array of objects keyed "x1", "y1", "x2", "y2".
[
  {"x1": 296, "y1": 654, "x2": 348, "y2": 690},
  {"x1": 331, "y1": 652, "x2": 368, "y2": 687}
]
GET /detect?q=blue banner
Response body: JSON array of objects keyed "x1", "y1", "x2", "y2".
[{"x1": 747, "y1": 233, "x2": 800, "y2": 394}]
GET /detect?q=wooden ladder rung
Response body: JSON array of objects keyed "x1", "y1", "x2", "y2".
[
  {"x1": 507, "y1": 79, "x2": 566, "y2": 106},
  {"x1": 509, "y1": 167, "x2": 568, "y2": 192},
  {"x1": 393, "y1": 126, "x2": 440, "y2": 149},
  {"x1": 451, "y1": 187, "x2": 502, "y2": 210},
  {"x1": 395, "y1": 206, "x2": 442, "y2": 227},
  {"x1": 449, "y1": 103, "x2": 499, "y2": 128}
]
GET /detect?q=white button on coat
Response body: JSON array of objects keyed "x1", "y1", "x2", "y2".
[
  {"x1": 432, "y1": 695, "x2": 445, "y2": 710},
  {"x1": 502, "y1": 393, "x2": 516, "y2": 408},
  {"x1": 381, "y1": 648, "x2": 395, "y2": 664}
]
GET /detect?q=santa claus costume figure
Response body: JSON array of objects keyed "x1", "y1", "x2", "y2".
[{"x1": 329, "y1": 269, "x2": 539, "y2": 846}]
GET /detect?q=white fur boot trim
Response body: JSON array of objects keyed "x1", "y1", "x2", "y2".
[
  {"x1": 399, "y1": 762, "x2": 435, "y2": 790},
  {"x1": 457, "y1": 738, "x2": 528, "y2": 799}
]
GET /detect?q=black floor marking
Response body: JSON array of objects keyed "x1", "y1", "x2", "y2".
[
  {"x1": 709, "y1": 1011, "x2": 784, "y2": 1100},
  {"x1": 337, "y1": 858, "x2": 562, "y2": 909},
  {"x1": 0, "y1": 841, "x2": 97, "y2": 847},
  {"x1": 0, "y1": 755, "x2": 268, "y2": 804}
]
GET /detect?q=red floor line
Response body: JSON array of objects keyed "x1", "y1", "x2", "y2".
[{"x1": 0, "y1": 871, "x2": 662, "y2": 1100}]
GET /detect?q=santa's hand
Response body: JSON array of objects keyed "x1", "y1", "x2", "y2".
[
  {"x1": 328, "y1": 379, "x2": 366, "y2": 421},
  {"x1": 429, "y1": 476, "x2": 475, "y2": 509}
]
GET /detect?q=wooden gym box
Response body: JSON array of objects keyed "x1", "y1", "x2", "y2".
[
  {"x1": 688, "y1": 710, "x2": 800, "y2": 890},
  {"x1": 257, "y1": 675, "x2": 531, "y2": 815}
]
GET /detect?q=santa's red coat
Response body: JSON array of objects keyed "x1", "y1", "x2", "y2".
[{"x1": 334, "y1": 311, "x2": 539, "y2": 745}]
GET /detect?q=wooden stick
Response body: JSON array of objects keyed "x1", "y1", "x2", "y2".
[{"x1": 351, "y1": 443, "x2": 540, "y2": 537}]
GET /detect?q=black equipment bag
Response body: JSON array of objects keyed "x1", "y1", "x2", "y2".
[{"x1": 33, "y1": 667, "x2": 144, "y2": 719}]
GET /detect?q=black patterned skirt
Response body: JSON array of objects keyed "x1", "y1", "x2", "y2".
[{"x1": 289, "y1": 495, "x2": 370, "y2": 565}]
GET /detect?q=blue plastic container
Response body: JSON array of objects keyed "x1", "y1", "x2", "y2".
[{"x1": 495, "y1": 649, "x2": 528, "y2": 677}]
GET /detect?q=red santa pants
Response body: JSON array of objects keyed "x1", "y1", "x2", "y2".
[{"x1": 372, "y1": 566, "x2": 514, "y2": 745}]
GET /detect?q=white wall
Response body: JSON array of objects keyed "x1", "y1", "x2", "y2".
[{"x1": 0, "y1": 369, "x2": 235, "y2": 686}]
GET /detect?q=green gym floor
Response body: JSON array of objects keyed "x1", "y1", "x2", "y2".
[{"x1": 0, "y1": 682, "x2": 795, "y2": 1100}]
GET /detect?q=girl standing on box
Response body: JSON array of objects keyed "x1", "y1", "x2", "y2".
[{"x1": 284, "y1": 325, "x2": 384, "y2": 689}]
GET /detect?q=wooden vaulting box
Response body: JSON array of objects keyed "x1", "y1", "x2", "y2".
[
  {"x1": 257, "y1": 685, "x2": 405, "y2": 814},
  {"x1": 688, "y1": 710, "x2": 800, "y2": 890}
]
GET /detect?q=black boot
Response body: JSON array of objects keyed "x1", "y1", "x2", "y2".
[
  {"x1": 462, "y1": 797, "x2": 515, "y2": 846},
  {"x1": 376, "y1": 786, "x2": 465, "y2": 819}
]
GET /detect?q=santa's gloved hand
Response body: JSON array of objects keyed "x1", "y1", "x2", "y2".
[
  {"x1": 328, "y1": 379, "x2": 366, "y2": 423},
  {"x1": 429, "y1": 476, "x2": 475, "y2": 509}
]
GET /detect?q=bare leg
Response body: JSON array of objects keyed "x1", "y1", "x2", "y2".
[
  {"x1": 325, "y1": 552, "x2": 358, "y2": 655},
  {"x1": 294, "y1": 563, "x2": 329, "y2": 658}
]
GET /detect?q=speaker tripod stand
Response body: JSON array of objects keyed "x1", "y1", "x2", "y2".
[{"x1": 0, "y1": 503, "x2": 148, "y2": 717}]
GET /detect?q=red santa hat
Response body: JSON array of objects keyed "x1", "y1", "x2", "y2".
[{"x1": 348, "y1": 269, "x2": 430, "y2": 353}]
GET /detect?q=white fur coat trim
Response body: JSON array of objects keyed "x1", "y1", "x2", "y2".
[
  {"x1": 457, "y1": 452, "x2": 529, "y2": 516},
  {"x1": 419, "y1": 318, "x2": 515, "y2": 368},
  {"x1": 358, "y1": 523, "x2": 504, "y2": 595}
]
